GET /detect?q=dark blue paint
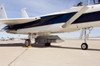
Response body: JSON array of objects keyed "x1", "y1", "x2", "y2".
[
  {"x1": 72, "y1": 11, "x2": 100, "y2": 24},
  {"x1": 9, "y1": 12, "x2": 76, "y2": 30},
  {"x1": 8, "y1": 11, "x2": 100, "y2": 30},
  {"x1": 2, "y1": 25, "x2": 10, "y2": 30}
]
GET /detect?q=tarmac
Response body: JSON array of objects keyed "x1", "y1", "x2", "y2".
[{"x1": 0, "y1": 39, "x2": 100, "y2": 66}]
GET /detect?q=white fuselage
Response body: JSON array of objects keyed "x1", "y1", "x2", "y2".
[{"x1": 8, "y1": 4, "x2": 100, "y2": 34}]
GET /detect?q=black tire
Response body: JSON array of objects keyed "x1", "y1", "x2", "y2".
[
  {"x1": 45, "y1": 43, "x2": 51, "y2": 46},
  {"x1": 24, "y1": 39, "x2": 31, "y2": 47},
  {"x1": 81, "y1": 43, "x2": 88, "y2": 50}
]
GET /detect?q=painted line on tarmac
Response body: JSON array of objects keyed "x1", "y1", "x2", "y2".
[{"x1": 7, "y1": 48, "x2": 28, "y2": 66}]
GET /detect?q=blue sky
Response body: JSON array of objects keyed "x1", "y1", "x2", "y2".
[{"x1": 0, "y1": 0, "x2": 100, "y2": 38}]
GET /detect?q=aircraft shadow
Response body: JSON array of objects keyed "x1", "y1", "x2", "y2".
[
  {"x1": 0, "y1": 43, "x2": 47, "y2": 48},
  {"x1": 0, "y1": 43, "x2": 24, "y2": 47},
  {"x1": 50, "y1": 45, "x2": 100, "y2": 51},
  {"x1": 0, "y1": 43, "x2": 100, "y2": 51}
]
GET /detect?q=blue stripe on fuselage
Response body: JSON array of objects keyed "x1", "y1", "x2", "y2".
[
  {"x1": 2, "y1": 25, "x2": 10, "y2": 30},
  {"x1": 9, "y1": 12, "x2": 76, "y2": 30},
  {"x1": 8, "y1": 11, "x2": 100, "y2": 30},
  {"x1": 72, "y1": 11, "x2": 100, "y2": 24}
]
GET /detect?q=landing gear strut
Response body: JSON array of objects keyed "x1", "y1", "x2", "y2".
[
  {"x1": 24, "y1": 39, "x2": 31, "y2": 47},
  {"x1": 81, "y1": 28, "x2": 93, "y2": 50},
  {"x1": 81, "y1": 28, "x2": 88, "y2": 50},
  {"x1": 24, "y1": 34, "x2": 32, "y2": 47}
]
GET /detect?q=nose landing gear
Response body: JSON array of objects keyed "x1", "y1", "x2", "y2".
[{"x1": 81, "y1": 27, "x2": 93, "y2": 50}]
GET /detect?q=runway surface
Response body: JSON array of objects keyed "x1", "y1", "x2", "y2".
[{"x1": 0, "y1": 39, "x2": 100, "y2": 66}]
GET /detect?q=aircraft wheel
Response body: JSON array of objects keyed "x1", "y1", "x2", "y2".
[
  {"x1": 24, "y1": 39, "x2": 31, "y2": 47},
  {"x1": 45, "y1": 43, "x2": 51, "y2": 46},
  {"x1": 81, "y1": 43, "x2": 88, "y2": 50}
]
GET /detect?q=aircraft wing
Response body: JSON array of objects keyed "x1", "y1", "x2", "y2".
[
  {"x1": 62, "y1": 6, "x2": 89, "y2": 28},
  {"x1": 0, "y1": 5, "x2": 40, "y2": 25},
  {"x1": 0, "y1": 18, "x2": 40, "y2": 25}
]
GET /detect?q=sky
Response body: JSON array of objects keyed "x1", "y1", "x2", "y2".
[{"x1": 0, "y1": 0, "x2": 100, "y2": 39}]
